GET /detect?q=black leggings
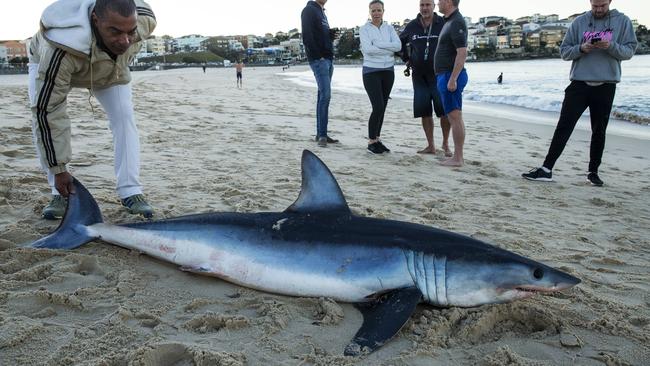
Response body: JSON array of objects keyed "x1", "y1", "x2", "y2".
[
  {"x1": 543, "y1": 81, "x2": 616, "y2": 173},
  {"x1": 363, "y1": 70, "x2": 395, "y2": 140}
]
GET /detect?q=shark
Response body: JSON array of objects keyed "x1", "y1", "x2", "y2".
[{"x1": 31, "y1": 150, "x2": 580, "y2": 355}]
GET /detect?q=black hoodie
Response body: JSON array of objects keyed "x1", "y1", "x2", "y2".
[
  {"x1": 301, "y1": 1, "x2": 334, "y2": 62},
  {"x1": 400, "y1": 13, "x2": 444, "y2": 78}
]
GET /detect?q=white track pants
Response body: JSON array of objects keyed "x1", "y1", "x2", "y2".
[{"x1": 29, "y1": 63, "x2": 143, "y2": 199}]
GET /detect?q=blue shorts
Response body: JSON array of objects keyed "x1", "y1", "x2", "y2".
[
  {"x1": 436, "y1": 69, "x2": 468, "y2": 115},
  {"x1": 412, "y1": 74, "x2": 444, "y2": 118}
]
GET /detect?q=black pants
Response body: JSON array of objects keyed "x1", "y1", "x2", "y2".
[
  {"x1": 363, "y1": 70, "x2": 395, "y2": 140},
  {"x1": 543, "y1": 81, "x2": 616, "y2": 173}
]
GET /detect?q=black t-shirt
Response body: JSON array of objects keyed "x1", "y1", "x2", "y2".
[{"x1": 434, "y1": 9, "x2": 467, "y2": 75}]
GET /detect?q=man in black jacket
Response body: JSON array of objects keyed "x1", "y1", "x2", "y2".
[
  {"x1": 400, "y1": 0, "x2": 450, "y2": 156},
  {"x1": 301, "y1": 0, "x2": 339, "y2": 147}
]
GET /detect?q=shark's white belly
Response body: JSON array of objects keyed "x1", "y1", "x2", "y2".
[{"x1": 88, "y1": 224, "x2": 412, "y2": 302}]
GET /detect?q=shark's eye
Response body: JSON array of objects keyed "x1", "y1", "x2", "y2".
[{"x1": 533, "y1": 268, "x2": 544, "y2": 280}]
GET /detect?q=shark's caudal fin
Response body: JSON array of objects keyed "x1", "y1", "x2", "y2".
[
  {"x1": 285, "y1": 150, "x2": 350, "y2": 214},
  {"x1": 31, "y1": 178, "x2": 103, "y2": 249}
]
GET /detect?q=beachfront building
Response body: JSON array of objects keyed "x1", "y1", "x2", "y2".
[
  {"x1": 531, "y1": 13, "x2": 557, "y2": 23},
  {"x1": 280, "y1": 39, "x2": 303, "y2": 60},
  {"x1": 0, "y1": 40, "x2": 27, "y2": 61},
  {"x1": 496, "y1": 34, "x2": 509, "y2": 49},
  {"x1": 232, "y1": 35, "x2": 249, "y2": 49},
  {"x1": 485, "y1": 25, "x2": 499, "y2": 47},
  {"x1": 516, "y1": 16, "x2": 533, "y2": 24},
  {"x1": 525, "y1": 32, "x2": 541, "y2": 50},
  {"x1": 506, "y1": 25, "x2": 523, "y2": 48},
  {"x1": 540, "y1": 26, "x2": 567, "y2": 50},
  {"x1": 545, "y1": 20, "x2": 572, "y2": 29},
  {"x1": 173, "y1": 35, "x2": 208, "y2": 52},
  {"x1": 632, "y1": 19, "x2": 639, "y2": 31},
  {"x1": 479, "y1": 16, "x2": 503, "y2": 25},
  {"x1": 523, "y1": 23, "x2": 542, "y2": 33},
  {"x1": 468, "y1": 32, "x2": 490, "y2": 51},
  {"x1": 145, "y1": 36, "x2": 167, "y2": 55}
]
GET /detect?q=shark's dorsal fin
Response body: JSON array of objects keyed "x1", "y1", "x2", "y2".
[{"x1": 285, "y1": 150, "x2": 350, "y2": 214}]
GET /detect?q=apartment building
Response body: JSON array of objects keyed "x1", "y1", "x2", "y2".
[{"x1": 0, "y1": 40, "x2": 27, "y2": 60}]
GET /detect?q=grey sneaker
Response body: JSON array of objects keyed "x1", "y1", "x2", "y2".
[
  {"x1": 317, "y1": 136, "x2": 327, "y2": 147},
  {"x1": 121, "y1": 194, "x2": 154, "y2": 218},
  {"x1": 42, "y1": 195, "x2": 67, "y2": 220}
]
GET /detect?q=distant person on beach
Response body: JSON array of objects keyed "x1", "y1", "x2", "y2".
[
  {"x1": 28, "y1": 0, "x2": 156, "y2": 219},
  {"x1": 497, "y1": 72, "x2": 503, "y2": 84},
  {"x1": 522, "y1": 0, "x2": 638, "y2": 186},
  {"x1": 360, "y1": 0, "x2": 402, "y2": 155},
  {"x1": 399, "y1": 0, "x2": 451, "y2": 156},
  {"x1": 301, "y1": 0, "x2": 339, "y2": 147},
  {"x1": 235, "y1": 61, "x2": 244, "y2": 88},
  {"x1": 434, "y1": 0, "x2": 469, "y2": 167},
  {"x1": 202, "y1": 64, "x2": 206, "y2": 73}
]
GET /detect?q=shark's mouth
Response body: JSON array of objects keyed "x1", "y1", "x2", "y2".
[{"x1": 515, "y1": 285, "x2": 556, "y2": 294}]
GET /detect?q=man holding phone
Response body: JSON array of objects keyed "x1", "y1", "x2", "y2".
[{"x1": 522, "y1": 0, "x2": 637, "y2": 186}]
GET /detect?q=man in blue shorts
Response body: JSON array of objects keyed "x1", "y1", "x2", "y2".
[
  {"x1": 434, "y1": 0, "x2": 468, "y2": 167},
  {"x1": 400, "y1": 0, "x2": 451, "y2": 155}
]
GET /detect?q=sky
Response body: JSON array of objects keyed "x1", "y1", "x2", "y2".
[{"x1": 1, "y1": 0, "x2": 648, "y2": 40}]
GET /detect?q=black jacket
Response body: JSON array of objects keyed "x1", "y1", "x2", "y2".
[
  {"x1": 301, "y1": 1, "x2": 334, "y2": 61},
  {"x1": 399, "y1": 13, "x2": 444, "y2": 77}
]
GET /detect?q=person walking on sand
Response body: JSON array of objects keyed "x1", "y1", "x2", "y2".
[
  {"x1": 400, "y1": 0, "x2": 451, "y2": 156},
  {"x1": 235, "y1": 61, "x2": 244, "y2": 88},
  {"x1": 360, "y1": 0, "x2": 402, "y2": 155},
  {"x1": 434, "y1": 0, "x2": 469, "y2": 167},
  {"x1": 28, "y1": 0, "x2": 156, "y2": 219},
  {"x1": 497, "y1": 72, "x2": 503, "y2": 84},
  {"x1": 522, "y1": 0, "x2": 637, "y2": 186},
  {"x1": 301, "y1": 0, "x2": 339, "y2": 147}
]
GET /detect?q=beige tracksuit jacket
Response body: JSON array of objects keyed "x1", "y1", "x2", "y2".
[{"x1": 29, "y1": 0, "x2": 156, "y2": 174}]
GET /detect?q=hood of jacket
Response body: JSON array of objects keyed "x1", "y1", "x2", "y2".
[{"x1": 41, "y1": 0, "x2": 97, "y2": 56}]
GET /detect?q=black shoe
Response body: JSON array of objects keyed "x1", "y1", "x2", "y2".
[
  {"x1": 317, "y1": 136, "x2": 327, "y2": 147},
  {"x1": 377, "y1": 141, "x2": 390, "y2": 152},
  {"x1": 367, "y1": 142, "x2": 384, "y2": 155},
  {"x1": 587, "y1": 172, "x2": 604, "y2": 186},
  {"x1": 522, "y1": 167, "x2": 552, "y2": 182},
  {"x1": 314, "y1": 136, "x2": 339, "y2": 144}
]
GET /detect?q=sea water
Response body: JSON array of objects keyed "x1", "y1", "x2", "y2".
[{"x1": 282, "y1": 55, "x2": 650, "y2": 132}]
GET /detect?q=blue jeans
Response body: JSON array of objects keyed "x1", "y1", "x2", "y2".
[{"x1": 309, "y1": 58, "x2": 334, "y2": 138}]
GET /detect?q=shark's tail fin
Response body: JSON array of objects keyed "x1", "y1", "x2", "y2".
[{"x1": 32, "y1": 178, "x2": 103, "y2": 249}]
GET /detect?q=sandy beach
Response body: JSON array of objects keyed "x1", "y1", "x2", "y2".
[{"x1": 1, "y1": 65, "x2": 649, "y2": 365}]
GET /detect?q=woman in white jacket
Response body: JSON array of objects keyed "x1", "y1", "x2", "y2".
[{"x1": 360, "y1": 0, "x2": 402, "y2": 154}]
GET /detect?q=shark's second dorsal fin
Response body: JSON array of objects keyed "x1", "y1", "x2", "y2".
[{"x1": 285, "y1": 150, "x2": 350, "y2": 214}]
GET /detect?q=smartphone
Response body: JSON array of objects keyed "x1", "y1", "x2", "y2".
[{"x1": 591, "y1": 37, "x2": 602, "y2": 44}]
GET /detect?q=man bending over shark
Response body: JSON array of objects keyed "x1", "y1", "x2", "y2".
[{"x1": 28, "y1": 0, "x2": 156, "y2": 219}]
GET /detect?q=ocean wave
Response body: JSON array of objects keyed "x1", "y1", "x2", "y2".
[{"x1": 280, "y1": 59, "x2": 650, "y2": 126}]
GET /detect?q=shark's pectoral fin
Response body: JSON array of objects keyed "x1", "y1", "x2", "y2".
[{"x1": 344, "y1": 287, "x2": 422, "y2": 356}]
